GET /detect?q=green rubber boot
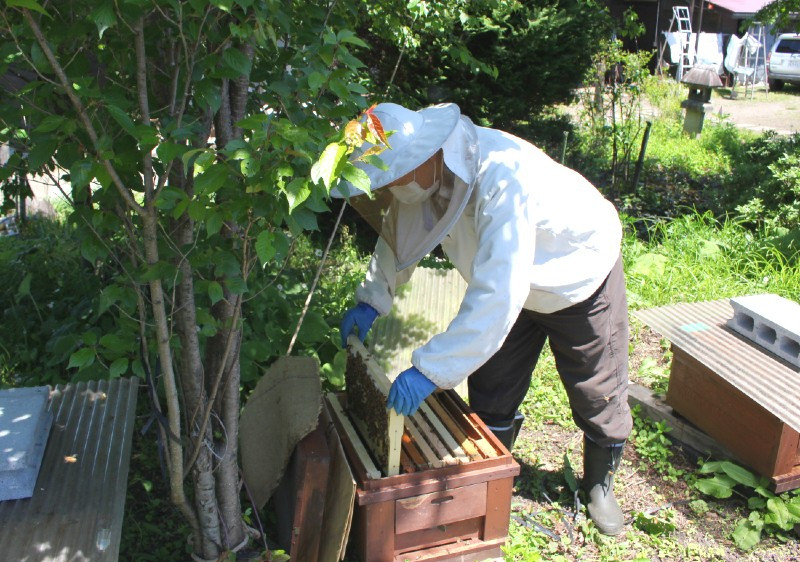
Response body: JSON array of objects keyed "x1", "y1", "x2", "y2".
[{"x1": 582, "y1": 436, "x2": 625, "y2": 536}]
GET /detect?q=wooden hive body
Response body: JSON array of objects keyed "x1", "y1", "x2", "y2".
[
  {"x1": 328, "y1": 338, "x2": 519, "y2": 561},
  {"x1": 636, "y1": 300, "x2": 800, "y2": 492}
]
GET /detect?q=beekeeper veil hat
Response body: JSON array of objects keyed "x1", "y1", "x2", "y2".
[{"x1": 332, "y1": 103, "x2": 479, "y2": 271}]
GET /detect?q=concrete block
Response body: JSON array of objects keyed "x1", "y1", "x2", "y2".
[
  {"x1": 728, "y1": 294, "x2": 800, "y2": 368},
  {"x1": 0, "y1": 386, "x2": 52, "y2": 501}
]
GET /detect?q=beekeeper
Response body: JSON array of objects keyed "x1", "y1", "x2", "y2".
[{"x1": 334, "y1": 102, "x2": 632, "y2": 536}]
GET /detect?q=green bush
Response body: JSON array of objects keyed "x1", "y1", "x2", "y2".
[{"x1": 0, "y1": 219, "x2": 104, "y2": 386}]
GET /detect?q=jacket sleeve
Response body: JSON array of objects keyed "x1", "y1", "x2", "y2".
[
  {"x1": 411, "y1": 176, "x2": 535, "y2": 389},
  {"x1": 355, "y1": 237, "x2": 416, "y2": 316}
]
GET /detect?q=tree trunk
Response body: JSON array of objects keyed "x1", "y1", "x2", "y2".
[
  {"x1": 204, "y1": 296, "x2": 245, "y2": 549},
  {"x1": 173, "y1": 211, "x2": 223, "y2": 558}
]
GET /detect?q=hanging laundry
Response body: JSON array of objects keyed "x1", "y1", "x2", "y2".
[{"x1": 724, "y1": 34, "x2": 743, "y2": 74}]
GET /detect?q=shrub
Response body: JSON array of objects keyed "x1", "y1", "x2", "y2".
[{"x1": 0, "y1": 219, "x2": 105, "y2": 386}]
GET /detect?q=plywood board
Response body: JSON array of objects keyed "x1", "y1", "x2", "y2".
[
  {"x1": 346, "y1": 336, "x2": 403, "y2": 477},
  {"x1": 319, "y1": 402, "x2": 356, "y2": 561}
]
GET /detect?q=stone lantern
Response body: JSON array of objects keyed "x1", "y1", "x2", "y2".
[{"x1": 680, "y1": 66, "x2": 723, "y2": 137}]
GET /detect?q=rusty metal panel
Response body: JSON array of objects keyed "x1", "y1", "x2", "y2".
[
  {"x1": 369, "y1": 267, "x2": 467, "y2": 386},
  {"x1": 634, "y1": 300, "x2": 800, "y2": 432},
  {"x1": 0, "y1": 377, "x2": 139, "y2": 561}
]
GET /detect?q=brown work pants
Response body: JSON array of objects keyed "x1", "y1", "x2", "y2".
[{"x1": 467, "y1": 255, "x2": 632, "y2": 446}]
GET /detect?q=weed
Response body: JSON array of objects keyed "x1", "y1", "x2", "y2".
[
  {"x1": 629, "y1": 405, "x2": 685, "y2": 482},
  {"x1": 693, "y1": 460, "x2": 800, "y2": 550}
]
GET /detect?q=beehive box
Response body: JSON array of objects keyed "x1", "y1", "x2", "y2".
[
  {"x1": 326, "y1": 340, "x2": 519, "y2": 562},
  {"x1": 635, "y1": 299, "x2": 800, "y2": 492}
]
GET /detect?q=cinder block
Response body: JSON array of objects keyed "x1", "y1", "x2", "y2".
[
  {"x1": 0, "y1": 386, "x2": 52, "y2": 501},
  {"x1": 728, "y1": 294, "x2": 800, "y2": 368}
]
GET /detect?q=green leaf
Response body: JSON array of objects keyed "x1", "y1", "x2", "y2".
[
  {"x1": 296, "y1": 310, "x2": 331, "y2": 344},
  {"x1": 225, "y1": 275, "x2": 248, "y2": 295},
  {"x1": 91, "y1": 2, "x2": 116, "y2": 38},
  {"x1": 328, "y1": 77, "x2": 350, "y2": 100},
  {"x1": 236, "y1": 114, "x2": 270, "y2": 129},
  {"x1": 208, "y1": 281, "x2": 224, "y2": 305},
  {"x1": 697, "y1": 460, "x2": 725, "y2": 474},
  {"x1": 68, "y1": 347, "x2": 96, "y2": 369},
  {"x1": 633, "y1": 512, "x2": 676, "y2": 536},
  {"x1": 286, "y1": 207, "x2": 318, "y2": 233},
  {"x1": 255, "y1": 230, "x2": 276, "y2": 266},
  {"x1": 181, "y1": 148, "x2": 208, "y2": 173},
  {"x1": 336, "y1": 29, "x2": 368, "y2": 48},
  {"x1": 27, "y1": 140, "x2": 57, "y2": 169},
  {"x1": 106, "y1": 104, "x2": 136, "y2": 134},
  {"x1": 310, "y1": 142, "x2": 347, "y2": 189},
  {"x1": 34, "y1": 115, "x2": 66, "y2": 133},
  {"x1": 630, "y1": 253, "x2": 668, "y2": 279},
  {"x1": 731, "y1": 517, "x2": 762, "y2": 550},
  {"x1": 156, "y1": 142, "x2": 187, "y2": 165},
  {"x1": 100, "y1": 333, "x2": 130, "y2": 353},
  {"x1": 765, "y1": 498, "x2": 796, "y2": 530},
  {"x1": 206, "y1": 211, "x2": 224, "y2": 237},
  {"x1": 194, "y1": 163, "x2": 228, "y2": 195},
  {"x1": 285, "y1": 177, "x2": 310, "y2": 211},
  {"x1": 6, "y1": 0, "x2": 50, "y2": 16},
  {"x1": 70, "y1": 160, "x2": 94, "y2": 191},
  {"x1": 109, "y1": 357, "x2": 128, "y2": 378},
  {"x1": 222, "y1": 47, "x2": 252, "y2": 77},
  {"x1": 563, "y1": 452, "x2": 578, "y2": 492},
  {"x1": 341, "y1": 162, "x2": 370, "y2": 194},
  {"x1": 694, "y1": 474, "x2": 736, "y2": 498},
  {"x1": 17, "y1": 272, "x2": 32, "y2": 297},
  {"x1": 308, "y1": 71, "x2": 326, "y2": 91},
  {"x1": 719, "y1": 461, "x2": 759, "y2": 489}
]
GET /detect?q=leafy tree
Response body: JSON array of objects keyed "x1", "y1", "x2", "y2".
[
  {"x1": 1, "y1": 0, "x2": 370, "y2": 557},
  {"x1": 356, "y1": 0, "x2": 613, "y2": 130},
  {"x1": 754, "y1": 0, "x2": 800, "y2": 32}
]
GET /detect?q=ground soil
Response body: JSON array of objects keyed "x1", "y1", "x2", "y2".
[
  {"x1": 510, "y1": 323, "x2": 800, "y2": 561},
  {"x1": 710, "y1": 85, "x2": 800, "y2": 135}
]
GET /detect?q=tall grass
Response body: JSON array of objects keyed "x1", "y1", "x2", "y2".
[{"x1": 623, "y1": 211, "x2": 800, "y2": 309}]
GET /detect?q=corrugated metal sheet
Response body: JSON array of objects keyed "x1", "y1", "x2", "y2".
[
  {"x1": 634, "y1": 300, "x2": 800, "y2": 432},
  {"x1": 369, "y1": 267, "x2": 467, "y2": 392},
  {"x1": 0, "y1": 377, "x2": 139, "y2": 561}
]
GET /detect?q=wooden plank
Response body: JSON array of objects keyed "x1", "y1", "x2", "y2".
[
  {"x1": 418, "y1": 398, "x2": 470, "y2": 463},
  {"x1": 346, "y1": 336, "x2": 403, "y2": 477},
  {"x1": 319, "y1": 403, "x2": 356, "y2": 562},
  {"x1": 408, "y1": 411, "x2": 457, "y2": 465},
  {"x1": 273, "y1": 415, "x2": 330, "y2": 561},
  {"x1": 326, "y1": 393, "x2": 382, "y2": 480},
  {"x1": 404, "y1": 417, "x2": 444, "y2": 469},
  {"x1": 402, "y1": 433, "x2": 427, "y2": 470},
  {"x1": 426, "y1": 395, "x2": 482, "y2": 460},
  {"x1": 435, "y1": 392, "x2": 496, "y2": 458},
  {"x1": 399, "y1": 447, "x2": 416, "y2": 474},
  {"x1": 627, "y1": 383, "x2": 737, "y2": 462}
]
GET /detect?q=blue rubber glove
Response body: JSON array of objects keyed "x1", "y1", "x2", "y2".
[
  {"x1": 340, "y1": 302, "x2": 379, "y2": 348},
  {"x1": 387, "y1": 366, "x2": 437, "y2": 416}
]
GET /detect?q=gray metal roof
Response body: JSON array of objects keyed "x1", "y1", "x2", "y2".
[
  {"x1": 635, "y1": 300, "x2": 800, "y2": 432},
  {"x1": 0, "y1": 377, "x2": 139, "y2": 561}
]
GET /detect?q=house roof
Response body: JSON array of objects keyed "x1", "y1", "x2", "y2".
[{"x1": 707, "y1": 0, "x2": 773, "y2": 16}]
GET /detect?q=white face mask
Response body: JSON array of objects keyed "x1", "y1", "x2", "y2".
[
  {"x1": 388, "y1": 155, "x2": 441, "y2": 205},
  {"x1": 389, "y1": 179, "x2": 439, "y2": 204}
]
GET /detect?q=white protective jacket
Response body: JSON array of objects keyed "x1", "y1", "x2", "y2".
[{"x1": 356, "y1": 123, "x2": 622, "y2": 390}]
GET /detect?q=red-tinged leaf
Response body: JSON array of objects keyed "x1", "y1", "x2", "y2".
[
  {"x1": 364, "y1": 103, "x2": 377, "y2": 115},
  {"x1": 366, "y1": 112, "x2": 390, "y2": 148}
]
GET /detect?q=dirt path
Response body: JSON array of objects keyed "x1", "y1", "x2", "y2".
[{"x1": 709, "y1": 86, "x2": 800, "y2": 135}]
